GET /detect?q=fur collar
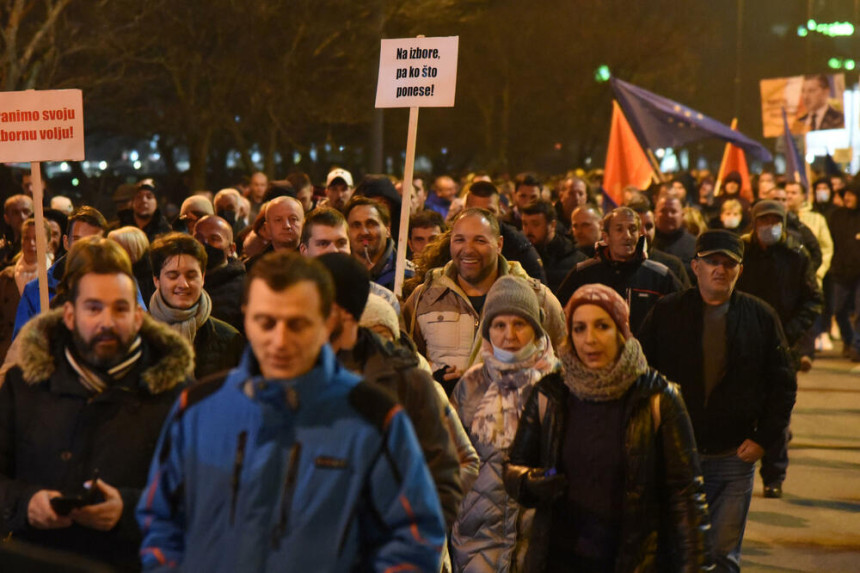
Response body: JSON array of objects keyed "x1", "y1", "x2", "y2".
[{"x1": 16, "y1": 309, "x2": 193, "y2": 394}]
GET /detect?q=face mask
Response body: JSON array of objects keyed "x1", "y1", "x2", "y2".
[
  {"x1": 492, "y1": 340, "x2": 537, "y2": 363},
  {"x1": 203, "y1": 243, "x2": 227, "y2": 271},
  {"x1": 217, "y1": 209, "x2": 237, "y2": 226},
  {"x1": 722, "y1": 215, "x2": 741, "y2": 229},
  {"x1": 756, "y1": 223, "x2": 782, "y2": 246},
  {"x1": 815, "y1": 189, "x2": 830, "y2": 204}
]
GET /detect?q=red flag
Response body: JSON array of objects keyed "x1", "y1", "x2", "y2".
[
  {"x1": 715, "y1": 118, "x2": 753, "y2": 203},
  {"x1": 603, "y1": 100, "x2": 655, "y2": 205}
]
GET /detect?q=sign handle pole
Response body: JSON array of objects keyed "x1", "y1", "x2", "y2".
[
  {"x1": 393, "y1": 105, "x2": 420, "y2": 299},
  {"x1": 30, "y1": 162, "x2": 50, "y2": 313}
]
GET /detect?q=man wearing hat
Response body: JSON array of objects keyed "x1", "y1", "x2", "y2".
[
  {"x1": 115, "y1": 180, "x2": 171, "y2": 244},
  {"x1": 323, "y1": 167, "x2": 354, "y2": 212},
  {"x1": 639, "y1": 229, "x2": 796, "y2": 573}
]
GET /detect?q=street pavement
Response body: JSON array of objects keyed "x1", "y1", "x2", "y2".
[{"x1": 742, "y1": 343, "x2": 860, "y2": 572}]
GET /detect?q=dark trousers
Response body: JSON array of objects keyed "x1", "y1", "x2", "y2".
[{"x1": 759, "y1": 427, "x2": 791, "y2": 486}]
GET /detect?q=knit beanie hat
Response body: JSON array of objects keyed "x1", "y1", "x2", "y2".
[
  {"x1": 480, "y1": 276, "x2": 544, "y2": 340},
  {"x1": 359, "y1": 293, "x2": 400, "y2": 340},
  {"x1": 316, "y1": 252, "x2": 371, "y2": 320},
  {"x1": 564, "y1": 283, "x2": 632, "y2": 340}
]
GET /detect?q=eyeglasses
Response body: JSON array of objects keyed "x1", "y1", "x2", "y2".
[{"x1": 698, "y1": 255, "x2": 740, "y2": 269}]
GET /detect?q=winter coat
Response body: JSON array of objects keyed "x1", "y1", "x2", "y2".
[
  {"x1": 193, "y1": 316, "x2": 244, "y2": 379},
  {"x1": 369, "y1": 237, "x2": 414, "y2": 292},
  {"x1": 337, "y1": 327, "x2": 466, "y2": 528},
  {"x1": 0, "y1": 266, "x2": 19, "y2": 359},
  {"x1": 798, "y1": 203, "x2": 833, "y2": 283},
  {"x1": 556, "y1": 240, "x2": 682, "y2": 334},
  {"x1": 737, "y1": 233, "x2": 822, "y2": 346},
  {"x1": 534, "y1": 233, "x2": 587, "y2": 294},
  {"x1": 137, "y1": 345, "x2": 445, "y2": 573},
  {"x1": 450, "y1": 344, "x2": 560, "y2": 573},
  {"x1": 828, "y1": 205, "x2": 860, "y2": 284},
  {"x1": 0, "y1": 310, "x2": 192, "y2": 571},
  {"x1": 501, "y1": 223, "x2": 547, "y2": 284},
  {"x1": 204, "y1": 258, "x2": 246, "y2": 333},
  {"x1": 403, "y1": 257, "x2": 566, "y2": 374},
  {"x1": 652, "y1": 228, "x2": 697, "y2": 280},
  {"x1": 503, "y1": 371, "x2": 712, "y2": 573},
  {"x1": 639, "y1": 288, "x2": 796, "y2": 454}
]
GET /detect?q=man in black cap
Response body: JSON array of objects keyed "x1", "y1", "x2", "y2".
[
  {"x1": 315, "y1": 252, "x2": 464, "y2": 530},
  {"x1": 639, "y1": 229, "x2": 796, "y2": 573},
  {"x1": 115, "y1": 180, "x2": 171, "y2": 244}
]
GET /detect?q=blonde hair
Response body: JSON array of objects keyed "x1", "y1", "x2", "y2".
[{"x1": 108, "y1": 226, "x2": 150, "y2": 264}]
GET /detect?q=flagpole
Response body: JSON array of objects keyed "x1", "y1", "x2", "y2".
[
  {"x1": 714, "y1": 118, "x2": 738, "y2": 197},
  {"x1": 644, "y1": 149, "x2": 665, "y2": 182}
]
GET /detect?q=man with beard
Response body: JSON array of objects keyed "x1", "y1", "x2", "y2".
[
  {"x1": 115, "y1": 180, "x2": 171, "y2": 244},
  {"x1": 345, "y1": 195, "x2": 413, "y2": 291},
  {"x1": 0, "y1": 237, "x2": 192, "y2": 570},
  {"x1": 403, "y1": 208, "x2": 565, "y2": 392},
  {"x1": 557, "y1": 207, "x2": 682, "y2": 333},
  {"x1": 148, "y1": 233, "x2": 244, "y2": 379},
  {"x1": 520, "y1": 199, "x2": 586, "y2": 293},
  {"x1": 244, "y1": 196, "x2": 304, "y2": 271},
  {"x1": 195, "y1": 215, "x2": 246, "y2": 333}
]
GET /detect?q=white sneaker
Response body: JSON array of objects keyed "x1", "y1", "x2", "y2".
[{"x1": 819, "y1": 333, "x2": 834, "y2": 351}]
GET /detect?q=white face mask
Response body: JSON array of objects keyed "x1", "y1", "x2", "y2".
[
  {"x1": 722, "y1": 215, "x2": 741, "y2": 229},
  {"x1": 756, "y1": 223, "x2": 782, "y2": 246},
  {"x1": 815, "y1": 189, "x2": 831, "y2": 204},
  {"x1": 492, "y1": 340, "x2": 538, "y2": 363}
]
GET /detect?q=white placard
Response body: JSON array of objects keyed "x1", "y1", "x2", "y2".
[
  {"x1": 0, "y1": 89, "x2": 85, "y2": 162},
  {"x1": 375, "y1": 36, "x2": 459, "y2": 109}
]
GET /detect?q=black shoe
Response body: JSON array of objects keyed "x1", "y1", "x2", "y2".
[{"x1": 763, "y1": 484, "x2": 783, "y2": 498}]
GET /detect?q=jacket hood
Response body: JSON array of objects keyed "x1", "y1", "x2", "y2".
[{"x1": 16, "y1": 309, "x2": 193, "y2": 394}]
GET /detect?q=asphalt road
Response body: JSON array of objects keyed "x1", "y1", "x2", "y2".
[{"x1": 742, "y1": 344, "x2": 860, "y2": 572}]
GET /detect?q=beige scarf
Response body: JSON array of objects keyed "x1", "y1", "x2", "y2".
[
  {"x1": 149, "y1": 289, "x2": 212, "y2": 343},
  {"x1": 559, "y1": 337, "x2": 649, "y2": 402}
]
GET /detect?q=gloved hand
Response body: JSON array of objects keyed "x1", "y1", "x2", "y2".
[{"x1": 521, "y1": 468, "x2": 567, "y2": 503}]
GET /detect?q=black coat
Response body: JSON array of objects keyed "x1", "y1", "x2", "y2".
[
  {"x1": 829, "y1": 206, "x2": 860, "y2": 284},
  {"x1": 193, "y1": 316, "x2": 245, "y2": 379},
  {"x1": 639, "y1": 288, "x2": 796, "y2": 455},
  {"x1": 737, "y1": 234, "x2": 822, "y2": 346},
  {"x1": 535, "y1": 233, "x2": 587, "y2": 294},
  {"x1": 115, "y1": 208, "x2": 172, "y2": 245},
  {"x1": 653, "y1": 229, "x2": 697, "y2": 281},
  {"x1": 204, "y1": 258, "x2": 246, "y2": 333},
  {"x1": 556, "y1": 240, "x2": 682, "y2": 334},
  {"x1": 0, "y1": 311, "x2": 192, "y2": 571},
  {"x1": 504, "y1": 371, "x2": 712, "y2": 573},
  {"x1": 501, "y1": 223, "x2": 547, "y2": 284}
]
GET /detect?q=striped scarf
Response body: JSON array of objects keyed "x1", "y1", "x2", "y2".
[{"x1": 65, "y1": 336, "x2": 143, "y2": 394}]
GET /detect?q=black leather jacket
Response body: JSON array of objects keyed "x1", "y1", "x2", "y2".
[{"x1": 503, "y1": 371, "x2": 712, "y2": 573}]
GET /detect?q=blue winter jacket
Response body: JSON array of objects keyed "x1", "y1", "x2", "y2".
[{"x1": 137, "y1": 344, "x2": 445, "y2": 572}]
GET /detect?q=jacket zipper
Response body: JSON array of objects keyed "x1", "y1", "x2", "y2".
[
  {"x1": 272, "y1": 442, "x2": 302, "y2": 549},
  {"x1": 229, "y1": 431, "x2": 248, "y2": 525}
]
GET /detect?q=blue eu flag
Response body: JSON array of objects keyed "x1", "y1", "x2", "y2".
[
  {"x1": 781, "y1": 108, "x2": 809, "y2": 189},
  {"x1": 611, "y1": 78, "x2": 773, "y2": 162}
]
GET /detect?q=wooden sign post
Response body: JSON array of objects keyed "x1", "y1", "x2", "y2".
[{"x1": 375, "y1": 36, "x2": 459, "y2": 298}]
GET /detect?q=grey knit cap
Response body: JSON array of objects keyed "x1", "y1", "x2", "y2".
[{"x1": 480, "y1": 276, "x2": 544, "y2": 340}]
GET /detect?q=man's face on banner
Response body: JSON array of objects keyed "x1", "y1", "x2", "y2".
[{"x1": 801, "y1": 78, "x2": 829, "y2": 113}]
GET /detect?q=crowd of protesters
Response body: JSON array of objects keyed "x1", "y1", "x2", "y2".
[{"x1": 0, "y1": 161, "x2": 856, "y2": 572}]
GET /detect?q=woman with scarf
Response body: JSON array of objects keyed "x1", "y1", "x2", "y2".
[
  {"x1": 0, "y1": 218, "x2": 53, "y2": 358},
  {"x1": 504, "y1": 284, "x2": 712, "y2": 572},
  {"x1": 148, "y1": 232, "x2": 244, "y2": 379},
  {"x1": 450, "y1": 275, "x2": 561, "y2": 572}
]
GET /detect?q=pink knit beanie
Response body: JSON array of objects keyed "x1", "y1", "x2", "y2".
[{"x1": 564, "y1": 283, "x2": 632, "y2": 340}]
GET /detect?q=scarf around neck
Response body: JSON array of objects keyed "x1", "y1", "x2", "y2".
[
  {"x1": 559, "y1": 337, "x2": 648, "y2": 402},
  {"x1": 65, "y1": 335, "x2": 142, "y2": 394},
  {"x1": 149, "y1": 288, "x2": 212, "y2": 343},
  {"x1": 14, "y1": 253, "x2": 53, "y2": 295},
  {"x1": 470, "y1": 334, "x2": 560, "y2": 450}
]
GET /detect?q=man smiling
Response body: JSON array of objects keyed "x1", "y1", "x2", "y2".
[{"x1": 148, "y1": 232, "x2": 243, "y2": 379}]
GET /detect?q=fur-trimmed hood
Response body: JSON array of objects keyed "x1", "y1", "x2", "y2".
[{"x1": 15, "y1": 309, "x2": 193, "y2": 394}]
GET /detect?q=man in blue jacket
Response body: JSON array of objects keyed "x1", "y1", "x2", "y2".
[{"x1": 137, "y1": 252, "x2": 445, "y2": 572}]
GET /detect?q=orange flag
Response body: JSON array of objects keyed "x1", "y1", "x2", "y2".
[
  {"x1": 715, "y1": 119, "x2": 753, "y2": 202},
  {"x1": 603, "y1": 100, "x2": 655, "y2": 206}
]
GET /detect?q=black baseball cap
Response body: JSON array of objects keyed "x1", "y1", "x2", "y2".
[{"x1": 696, "y1": 230, "x2": 743, "y2": 263}]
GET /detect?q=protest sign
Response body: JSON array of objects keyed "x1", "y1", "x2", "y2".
[
  {"x1": 0, "y1": 89, "x2": 84, "y2": 162},
  {"x1": 760, "y1": 74, "x2": 845, "y2": 137},
  {"x1": 375, "y1": 36, "x2": 459, "y2": 297},
  {"x1": 0, "y1": 89, "x2": 85, "y2": 312},
  {"x1": 375, "y1": 36, "x2": 459, "y2": 109}
]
